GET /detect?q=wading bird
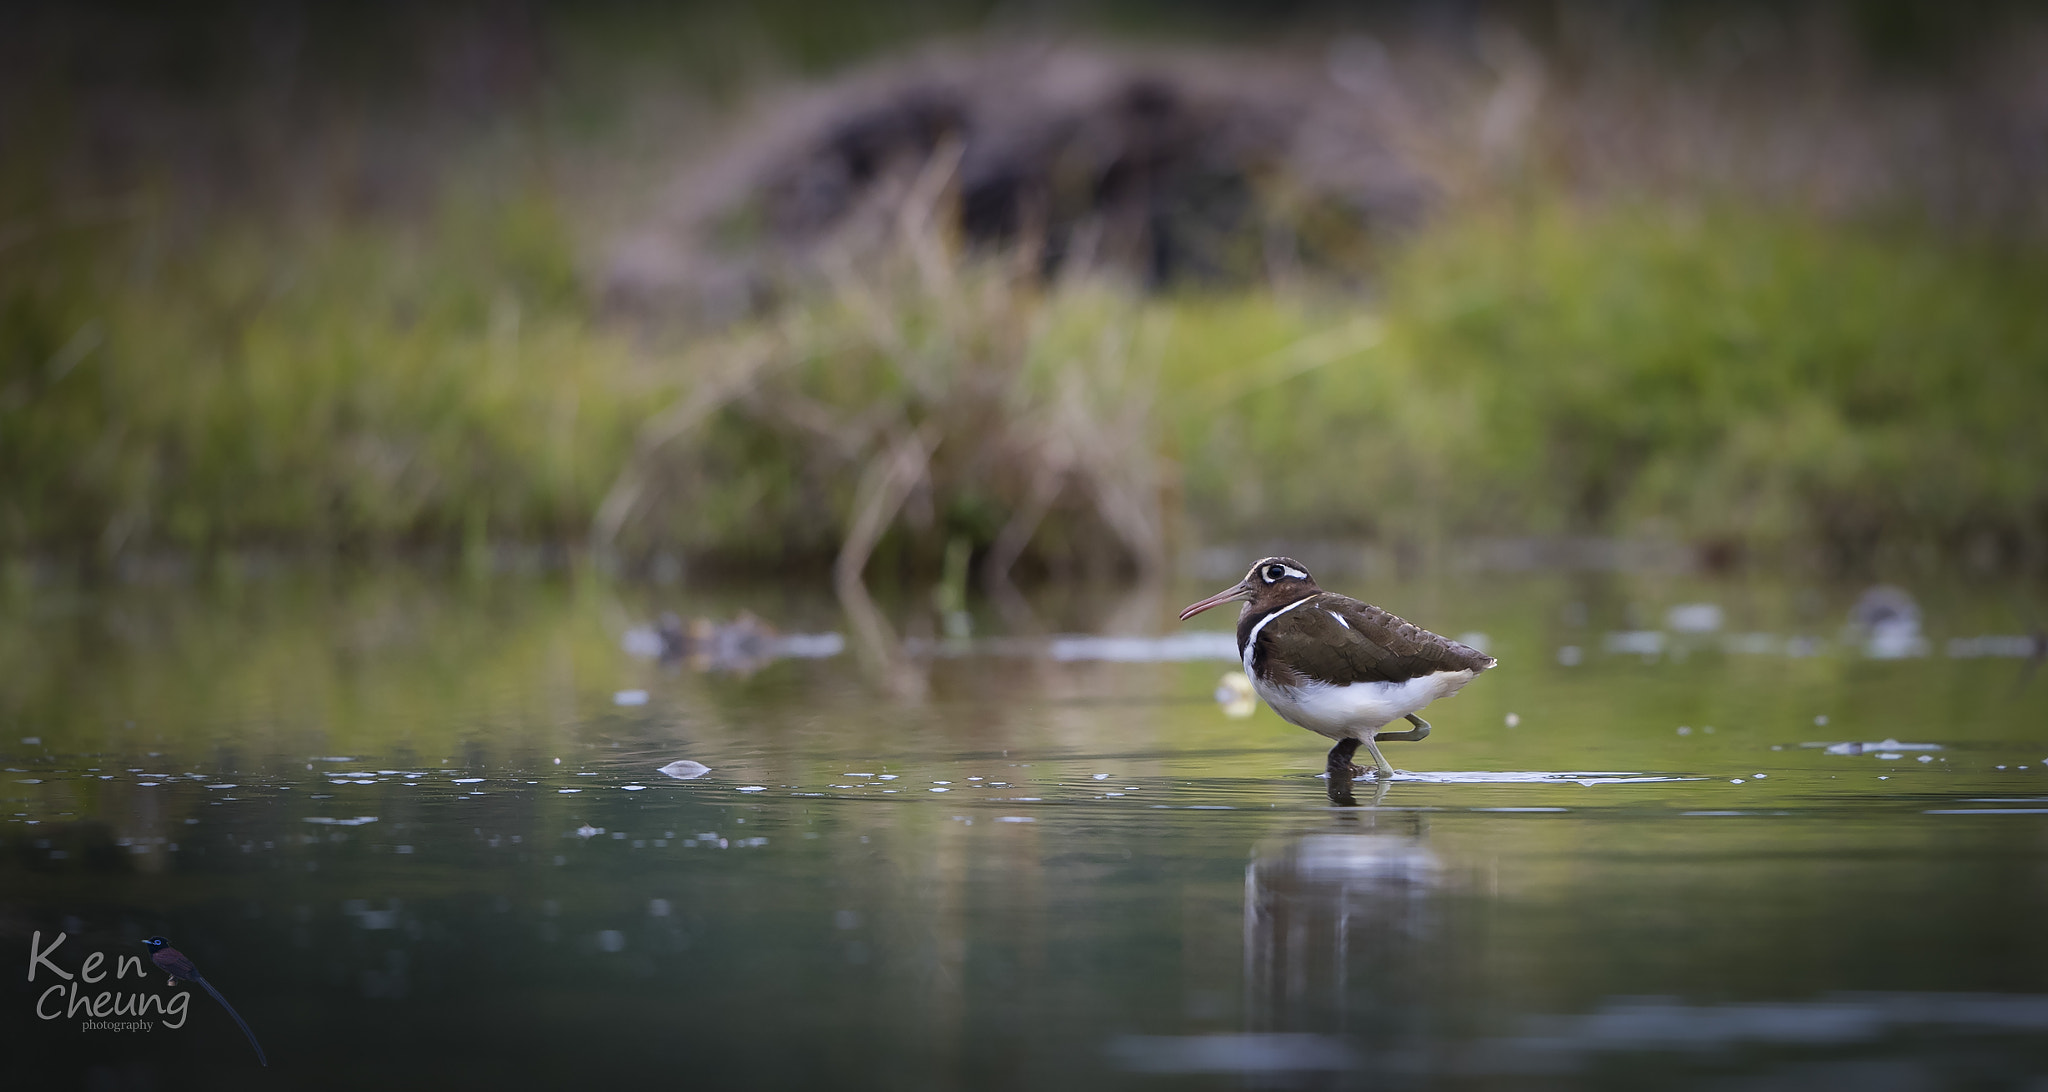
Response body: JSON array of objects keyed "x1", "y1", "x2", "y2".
[
  {"x1": 145, "y1": 936, "x2": 268, "y2": 1066},
  {"x1": 1179, "y1": 557, "x2": 1496, "y2": 787}
]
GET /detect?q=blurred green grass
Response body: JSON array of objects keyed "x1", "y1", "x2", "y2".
[
  {"x1": 6, "y1": 183, "x2": 2047, "y2": 570},
  {"x1": 1167, "y1": 202, "x2": 2048, "y2": 567},
  {"x1": 2, "y1": 187, "x2": 668, "y2": 556}
]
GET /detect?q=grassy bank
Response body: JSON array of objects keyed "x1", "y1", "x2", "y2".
[
  {"x1": 7, "y1": 187, "x2": 2046, "y2": 573},
  {"x1": 1170, "y1": 203, "x2": 2048, "y2": 568},
  {"x1": 2, "y1": 189, "x2": 665, "y2": 556}
]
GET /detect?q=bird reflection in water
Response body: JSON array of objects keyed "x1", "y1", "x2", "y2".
[
  {"x1": 1111, "y1": 820, "x2": 1445, "y2": 1081},
  {"x1": 1241, "y1": 818, "x2": 1444, "y2": 1082}
]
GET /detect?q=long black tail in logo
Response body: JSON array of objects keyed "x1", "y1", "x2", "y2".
[{"x1": 144, "y1": 937, "x2": 268, "y2": 1067}]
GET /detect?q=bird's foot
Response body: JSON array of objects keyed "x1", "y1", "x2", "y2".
[{"x1": 1327, "y1": 762, "x2": 1370, "y2": 783}]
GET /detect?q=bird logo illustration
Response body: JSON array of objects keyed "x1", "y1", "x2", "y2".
[{"x1": 144, "y1": 936, "x2": 268, "y2": 1066}]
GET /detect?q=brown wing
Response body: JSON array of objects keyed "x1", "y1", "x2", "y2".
[{"x1": 1256, "y1": 594, "x2": 1496, "y2": 687}]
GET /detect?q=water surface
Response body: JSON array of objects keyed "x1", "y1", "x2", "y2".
[{"x1": 6, "y1": 570, "x2": 2047, "y2": 1089}]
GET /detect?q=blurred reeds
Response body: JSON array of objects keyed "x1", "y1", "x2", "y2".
[{"x1": 5, "y1": 2, "x2": 2047, "y2": 575}]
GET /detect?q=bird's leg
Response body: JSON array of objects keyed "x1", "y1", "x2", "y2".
[
  {"x1": 1375, "y1": 713, "x2": 1432, "y2": 743},
  {"x1": 1325, "y1": 737, "x2": 1364, "y2": 784},
  {"x1": 1359, "y1": 734, "x2": 1396, "y2": 777}
]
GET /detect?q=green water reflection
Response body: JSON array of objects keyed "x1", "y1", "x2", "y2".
[{"x1": 6, "y1": 570, "x2": 2048, "y2": 1089}]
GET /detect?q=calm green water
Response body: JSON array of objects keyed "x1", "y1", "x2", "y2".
[{"x1": 6, "y1": 569, "x2": 2048, "y2": 1090}]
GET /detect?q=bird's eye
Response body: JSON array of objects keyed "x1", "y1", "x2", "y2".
[{"x1": 1265, "y1": 565, "x2": 1286, "y2": 580}]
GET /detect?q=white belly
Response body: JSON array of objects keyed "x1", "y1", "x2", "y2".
[{"x1": 1250, "y1": 668, "x2": 1478, "y2": 740}]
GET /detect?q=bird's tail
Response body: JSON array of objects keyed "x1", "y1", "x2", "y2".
[{"x1": 193, "y1": 975, "x2": 268, "y2": 1067}]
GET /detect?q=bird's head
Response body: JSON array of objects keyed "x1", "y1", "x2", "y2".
[
  {"x1": 1178, "y1": 556, "x2": 1319, "y2": 621},
  {"x1": 144, "y1": 936, "x2": 169, "y2": 952}
]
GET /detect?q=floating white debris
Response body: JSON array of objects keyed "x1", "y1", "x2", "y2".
[
  {"x1": 775, "y1": 633, "x2": 846, "y2": 658},
  {"x1": 1049, "y1": 632, "x2": 1238, "y2": 662},
  {"x1": 658, "y1": 760, "x2": 711, "y2": 780},
  {"x1": 559, "y1": 789, "x2": 582, "y2": 794},
  {"x1": 845, "y1": 773, "x2": 873, "y2": 778},
  {"x1": 996, "y1": 816, "x2": 1036, "y2": 823},
  {"x1": 621, "y1": 626, "x2": 666, "y2": 659},
  {"x1": 1918, "y1": 755, "x2": 1934, "y2": 763},
  {"x1": 736, "y1": 786, "x2": 767, "y2": 793},
  {"x1": 304, "y1": 816, "x2": 379, "y2": 826},
  {"x1": 1865, "y1": 632, "x2": 1929, "y2": 659},
  {"x1": 613, "y1": 689, "x2": 650, "y2": 706},
  {"x1": 1604, "y1": 630, "x2": 1665, "y2": 656},
  {"x1": 1214, "y1": 672, "x2": 1256, "y2": 718},
  {"x1": 1667, "y1": 604, "x2": 1723, "y2": 633},
  {"x1": 452, "y1": 778, "x2": 484, "y2": 784},
  {"x1": 1946, "y1": 635, "x2": 2041, "y2": 658},
  {"x1": 1092, "y1": 773, "x2": 1110, "y2": 780},
  {"x1": 1815, "y1": 739, "x2": 1941, "y2": 755},
  {"x1": 877, "y1": 774, "x2": 898, "y2": 781},
  {"x1": 205, "y1": 784, "x2": 236, "y2": 789},
  {"x1": 1876, "y1": 753, "x2": 1903, "y2": 760},
  {"x1": 929, "y1": 788, "x2": 949, "y2": 793},
  {"x1": 1505, "y1": 713, "x2": 1521, "y2": 728},
  {"x1": 576, "y1": 825, "x2": 603, "y2": 838}
]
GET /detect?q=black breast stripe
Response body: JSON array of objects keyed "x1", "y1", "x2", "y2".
[{"x1": 1236, "y1": 593, "x2": 1316, "y2": 662}]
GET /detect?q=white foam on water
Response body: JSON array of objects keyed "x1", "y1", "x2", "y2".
[{"x1": 658, "y1": 760, "x2": 711, "y2": 780}]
